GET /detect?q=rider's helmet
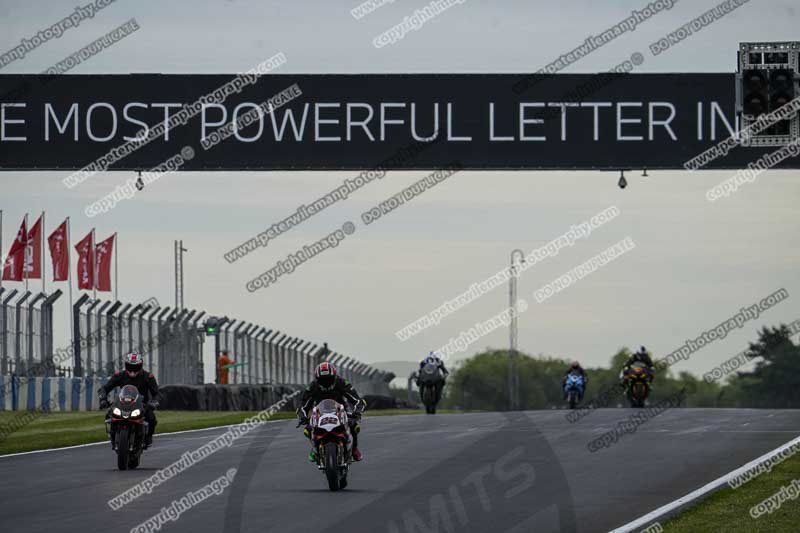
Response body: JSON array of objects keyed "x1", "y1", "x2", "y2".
[
  {"x1": 425, "y1": 351, "x2": 437, "y2": 364},
  {"x1": 124, "y1": 351, "x2": 144, "y2": 377},
  {"x1": 314, "y1": 361, "x2": 338, "y2": 390},
  {"x1": 638, "y1": 346, "x2": 647, "y2": 354},
  {"x1": 570, "y1": 360, "x2": 580, "y2": 369}
]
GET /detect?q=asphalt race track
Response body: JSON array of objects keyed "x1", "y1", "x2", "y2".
[{"x1": 1, "y1": 409, "x2": 799, "y2": 533}]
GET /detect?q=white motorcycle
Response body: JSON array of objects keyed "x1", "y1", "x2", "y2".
[{"x1": 307, "y1": 399, "x2": 353, "y2": 491}]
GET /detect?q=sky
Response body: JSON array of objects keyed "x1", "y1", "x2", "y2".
[{"x1": 0, "y1": 0, "x2": 798, "y2": 382}]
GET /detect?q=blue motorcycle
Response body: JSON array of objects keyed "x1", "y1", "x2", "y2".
[{"x1": 564, "y1": 373, "x2": 585, "y2": 409}]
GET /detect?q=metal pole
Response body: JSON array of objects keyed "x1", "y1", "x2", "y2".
[
  {"x1": 41, "y1": 211, "x2": 45, "y2": 295},
  {"x1": 0, "y1": 210, "x2": 3, "y2": 296},
  {"x1": 23, "y1": 213, "x2": 28, "y2": 295},
  {"x1": 105, "y1": 301, "x2": 121, "y2": 375},
  {"x1": 84, "y1": 298, "x2": 101, "y2": 375},
  {"x1": 174, "y1": 240, "x2": 187, "y2": 311},
  {"x1": 91, "y1": 227, "x2": 96, "y2": 302},
  {"x1": 96, "y1": 300, "x2": 110, "y2": 373},
  {"x1": 114, "y1": 232, "x2": 118, "y2": 301},
  {"x1": 1, "y1": 289, "x2": 18, "y2": 375},
  {"x1": 267, "y1": 331, "x2": 281, "y2": 384},
  {"x1": 67, "y1": 217, "x2": 74, "y2": 358},
  {"x1": 41, "y1": 289, "x2": 61, "y2": 376},
  {"x1": 509, "y1": 249, "x2": 525, "y2": 411},
  {"x1": 180, "y1": 240, "x2": 185, "y2": 309},
  {"x1": 72, "y1": 293, "x2": 90, "y2": 377}
]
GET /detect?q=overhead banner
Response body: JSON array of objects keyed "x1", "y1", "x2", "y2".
[{"x1": 0, "y1": 73, "x2": 797, "y2": 171}]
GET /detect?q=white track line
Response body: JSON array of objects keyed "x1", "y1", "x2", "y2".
[
  {"x1": 609, "y1": 434, "x2": 800, "y2": 532},
  {"x1": 0, "y1": 417, "x2": 291, "y2": 459}
]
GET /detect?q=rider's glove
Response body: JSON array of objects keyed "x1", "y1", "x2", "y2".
[
  {"x1": 148, "y1": 400, "x2": 160, "y2": 409},
  {"x1": 354, "y1": 398, "x2": 367, "y2": 415},
  {"x1": 99, "y1": 398, "x2": 110, "y2": 409}
]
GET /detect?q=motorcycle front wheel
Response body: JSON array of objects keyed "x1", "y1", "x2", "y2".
[
  {"x1": 324, "y1": 442, "x2": 340, "y2": 491},
  {"x1": 116, "y1": 427, "x2": 130, "y2": 471}
]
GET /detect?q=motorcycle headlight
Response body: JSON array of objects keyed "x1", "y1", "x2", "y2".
[
  {"x1": 131, "y1": 409, "x2": 141, "y2": 418},
  {"x1": 113, "y1": 408, "x2": 122, "y2": 416}
]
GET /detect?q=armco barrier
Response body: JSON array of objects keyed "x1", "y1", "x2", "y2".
[
  {"x1": 159, "y1": 384, "x2": 301, "y2": 411},
  {"x1": 1, "y1": 376, "x2": 112, "y2": 412},
  {"x1": 0, "y1": 376, "x2": 399, "y2": 412}
]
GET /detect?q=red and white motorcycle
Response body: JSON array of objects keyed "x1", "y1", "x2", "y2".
[{"x1": 306, "y1": 399, "x2": 353, "y2": 491}]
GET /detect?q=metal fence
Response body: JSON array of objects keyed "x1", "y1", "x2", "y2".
[
  {"x1": 0, "y1": 288, "x2": 62, "y2": 376},
  {"x1": 0, "y1": 291, "x2": 393, "y2": 393},
  {"x1": 68, "y1": 298, "x2": 393, "y2": 393}
]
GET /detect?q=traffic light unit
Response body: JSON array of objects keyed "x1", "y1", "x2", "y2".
[
  {"x1": 203, "y1": 315, "x2": 229, "y2": 336},
  {"x1": 737, "y1": 41, "x2": 800, "y2": 146}
]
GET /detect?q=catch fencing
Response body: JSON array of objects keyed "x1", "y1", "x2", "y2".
[
  {"x1": 0, "y1": 291, "x2": 392, "y2": 394},
  {"x1": 70, "y1": 297, "x2": 393, "y2": 394},
  {"x1": 0, "y1": 288, "x2": 63, "y2": 377}
]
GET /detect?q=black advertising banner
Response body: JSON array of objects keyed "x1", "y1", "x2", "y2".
[{"x1": 0, "y1": 73, "x2": 797, "y2": 171}]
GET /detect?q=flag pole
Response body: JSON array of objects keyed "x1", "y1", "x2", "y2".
[
  {"x1": 41, "y1": 211, "x2": 46, "y2": 295},
  {"x1": 24, "y1": 213, "x2": 29, "y2": 293},
  {"x1": 91, "y1": 228, "x2": 96, "y2": 302},
  {"x1": 114, "y1": 232, "x2": 118, "y2": 301},
  {"x1": 0, "y1": 209, "x2": 3, "y2": 293},
  {"x1": 67, "y1": 217, "x2": 74, "y2": 359}
]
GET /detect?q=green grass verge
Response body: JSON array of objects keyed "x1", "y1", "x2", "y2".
[
  {"x1": 0, "y1": 407, "x2": 462, "y2": 455},
  {"x1": 661, "y1": 450, "x2": 800, "y2": 532}
]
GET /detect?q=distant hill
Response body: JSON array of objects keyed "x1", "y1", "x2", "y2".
[{"x1": 369, "y1": 360, "x2": 419, "y2": 387}]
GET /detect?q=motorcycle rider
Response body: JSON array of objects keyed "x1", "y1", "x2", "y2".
[
  {"x1": 620, "y1": 346, "x2": 656, "y2": 387},
  {"x1": 98, "y1": 351, "x2": 160, "y2": 448},
  {"x1": 415, "y1": 351, "x2": 449, "y2": 402},
  {"x1": 562, "y1": 360, "x2": 588, "y2": 400},
  {"x1": 297, "y1": 361, "x2": 367, "y2": 462}
]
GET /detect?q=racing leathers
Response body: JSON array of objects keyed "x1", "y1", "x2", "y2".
[
  {"x1": 562, "y1": 366, "x2": 588, "y2": 400},
  {"x1": 621, "y1": 352, "x2": 656, "y2": 387},
  {"x1": 297, "y1": 378, "x2": 367, "y2": 459}
]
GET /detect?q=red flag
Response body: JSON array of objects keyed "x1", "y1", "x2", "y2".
[
  {"x1": 75, "y1": 231, "x2": 94, "y2": 290},
  {"x1": 2, "y1": 217, "x2": 27, "y2": 281},
  {"x1": 95, "y1": 234, "x2": 115, "y2": 291},
  {"x1": 23, "y1": 215, "x2": 43, "y2": 279},
  {"x1": 47, "y1": 219, "x2": 69, "y2": 281}
]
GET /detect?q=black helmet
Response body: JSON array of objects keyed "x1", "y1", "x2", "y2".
[{"x1": 124, "y1": 351, "x2": 143, "y2": 375}]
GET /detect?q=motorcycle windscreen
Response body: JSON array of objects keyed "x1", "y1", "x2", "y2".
[
  {"x1": 420, "y1": 363, "x2": 441, "y2": 383},
  {"x1": 316, "y1": 399, "x2": 339, "y2": 414},
  {"x1": 119, "y1": 384, "x2": 140, "y2": 405}
]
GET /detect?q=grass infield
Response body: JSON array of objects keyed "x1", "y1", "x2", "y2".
[{"x1": 0, "y1": 408, "x2": 464, "y2": 455}]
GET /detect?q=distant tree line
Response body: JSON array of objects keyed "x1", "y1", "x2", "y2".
[{"x1": 437, "y1": 323, "x2": 800, "y2": 411}]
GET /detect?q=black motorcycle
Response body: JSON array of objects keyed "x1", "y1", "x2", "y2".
[
  {"x1": 418, "y1": 362, "x2": 445, "y2": 414},
  {"x1": 104, "y1": 384, "x2": 149, "y2": 470}
]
